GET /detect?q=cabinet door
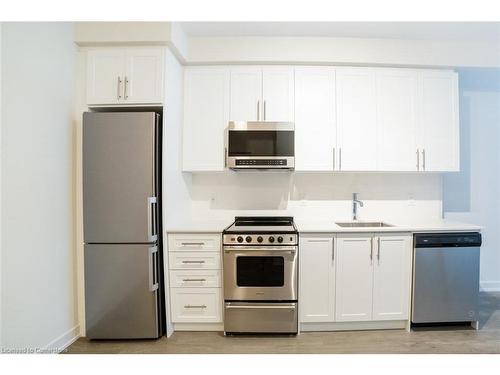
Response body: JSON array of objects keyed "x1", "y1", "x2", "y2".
[
  {"x1": 294, "y1": 67, "x2": 336, "y2": 171},
  {"x1": 86, "y1": 49, "x2": 126, "y2": 105},
  {"x1": 376, "y1": 69, "x2": 419, "y2": 171},
  {"x1": 183, "y1": 67, "x2": 230, "y2": 171},
  {"x1": 336, "y1": 68, "x2": 378, "y2": 171},
  {"x1": 418, "y1": 70, "x2": 459, "y2": 171},
  {"x1": 372, "y1": 235, "x2": 411, "y2": 321},
  {"x1": 262, "y1": 67, "x2": 295, "y2": 122},
  {"x1": 335, "y1": 234, "x2": 374, "y2": 321},
  {"x1": 299, "y1": 236, "x2": 335, "y2": 323},
  {"x1": 230, "y1": 67, "x2": 262, "y2": 121},
  {"x1": 125, "y1": 48, "x2": 164, "y2": 104}
]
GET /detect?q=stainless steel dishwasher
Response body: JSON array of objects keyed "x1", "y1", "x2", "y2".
[{"x1": 412, "y1": 232, "x2": 481, "y2": 326}]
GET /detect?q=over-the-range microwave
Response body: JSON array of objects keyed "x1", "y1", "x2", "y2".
[{"x1": 226, "y1": 121, "x2": 295, "y2": 170}]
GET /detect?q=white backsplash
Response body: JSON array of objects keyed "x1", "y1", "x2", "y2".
[{"x1": 186, "y1": 172, "x2": 443, "y2": 223}]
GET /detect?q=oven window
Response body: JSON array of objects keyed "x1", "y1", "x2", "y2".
[
  {"x1": 228, "y1": 131, "x2": 294, "y2": 157},
  {"x1": 236, "y1": 256, "x2": 285, "y2": 287}
]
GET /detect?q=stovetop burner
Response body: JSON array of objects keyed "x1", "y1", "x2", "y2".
[{"x1": 223, "y1": 216, "x2": 298, "y2": 245}]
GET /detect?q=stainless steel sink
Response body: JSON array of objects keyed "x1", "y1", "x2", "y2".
[{"x1": 335, "y1": 221, "x2": 394, "y2": 228}]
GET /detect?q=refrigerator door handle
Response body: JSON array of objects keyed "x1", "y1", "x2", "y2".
[
  {"x1": 147, "y1": 197, "x2": 158, "y2": 242},
  {"x1": 149, "y1": 246, "x2": 159, "y2": 292}
]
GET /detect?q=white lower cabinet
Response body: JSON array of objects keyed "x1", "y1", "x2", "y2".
[
  {"x1": 299, "y1": 236, "x2": 335, "y2": 322},
  {"x1": 372, "y1": 235, "x2": 412, "y2": 320},
  {"x1": 170, "y1": 288, "x2": 222, "y2": 323},
  {"x1": 168, "y1": 233, "x2": 223, "y2": 326},
  {"x1": 335, "y1": 233, "x2": 412, "y2": 322}
]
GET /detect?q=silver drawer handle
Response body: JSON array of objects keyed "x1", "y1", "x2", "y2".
[
  {"x1": 182, "y1": 278, "x2": 207, "y2": 282},
  {"x1": 181, "y1": 242, "x2": 205, "y2": 246},
  {"x1": 184, "y1": 304, "x2": 207, "y2": 309},
  {"x1": 181, "y1": 260, "x2": 206, "y2": 264}
]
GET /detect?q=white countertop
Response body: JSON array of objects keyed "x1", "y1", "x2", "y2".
[
  {"x1": 165, "y1": 218, "x2": 481, "y2": 234},
  {"x1": 294, "y1": 218, "x2": 481, "y2": 233}
]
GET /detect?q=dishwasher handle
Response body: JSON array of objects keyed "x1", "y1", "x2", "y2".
[{"x1": 414, "y1": 232, "x2": 481, "y2": 248}]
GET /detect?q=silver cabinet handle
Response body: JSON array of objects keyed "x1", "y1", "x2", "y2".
[
  {"x1": 184, "y1": 305, "x2": 207, "y2": 309},
  {"x1": 339, "y1": 148, "x2": 342, "y2": 170},
  {"x1": 182, "y1": 260, "x2": 206, "y2": 264},
  {"x1": 332, "y1": 238, "x2": 335, "y2": 262},
  {"x1": 377, "y1": 237, "x2": 381, "y2": 263},
  {"x1": 224, "y1": 147, "x2": 227, "y2": 168},
  {"x1": 370, "y1": 237, "x2": 373, "y2": 262},
  {"x1": 257, "y1": 100, "x2": 260, "y2": 121},
  {"x1": 181, "y1": 242, "x2": 205, "y2": 246},
  {"x1": 182, "y1": 278, "x2": 207, "y2": 282},
  {"x1": 263, "y1": 100, "x2": 267, "y2": 121},
  {"x1": 148, "y1": 246, "x2": 158, "y2": 292},
  {"x1": 333, "y1": 147, "x2": 336, "y2": 170},
  {"x1": 422, "y1": 149, "x2": 426, "y2": 171},
  {"x1": 124, "y1": 76, "x2": 129, "y2": 99},
  {"x1": 117, "y1": 76, "x2": 122, "y2": 100},
  {"x1": 416, "y1": 148, "x2": 420, "y2": 171},
  {"x1": 147, "y1": 197, "x2": 157, "y2": 242}
]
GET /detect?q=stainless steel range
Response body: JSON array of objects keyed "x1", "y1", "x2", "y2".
[{"x1": 223, "y1": 216, "x2": 298, "y2": 334}]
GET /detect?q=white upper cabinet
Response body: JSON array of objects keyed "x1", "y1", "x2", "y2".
[
  {"x1": 299, "y1": 236, "x2": 335, "y2": 323},
  {"x1": 124, "y1": 49, "x2": 164, "y2": 104},
  {"x1": 229, "y1": 67, "x2": 294, "y2": 122},
  {"x1": 87, "y1": 49, "x2": 126, "y2": 105},
  {"x1": 418, "y1": 70, "x2": 459, "y2": 172},
  {"x1": 87, "y1": 48, "x2": 164, "y2": 106},
  {"x1": 230, "y1": 67, "x2": 262, "y2": 121},
  {"x1": 335, "y1": 235, "x2": 374, "y2": 322},
  {"x1": 336, "y1": 68, "x2": 378, "y2": 171},
  {"x1": 183, "y1": 67, "x2": 230, "y2": 171},
  {"x1": 372, "y1": 235, "x2": 412, "y2": 321},
  {"x1": 262, "y1": 67, "x2": 295, "y2": 122},
  {"x1": 294, "y1": 67, "x2": 336, "y2": 171},
  {"x1": 376, "y1": 69, "x2": 419, "y2": 171}
]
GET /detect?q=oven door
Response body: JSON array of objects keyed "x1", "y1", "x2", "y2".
[{"x1": 223, "y1": 246, "x2": 298, "y2": 301}]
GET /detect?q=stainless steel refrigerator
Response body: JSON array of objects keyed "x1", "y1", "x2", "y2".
[{"x1": 83, "y1": 112, "x2": 164, "y2": 339}]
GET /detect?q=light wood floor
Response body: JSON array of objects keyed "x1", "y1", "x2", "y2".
[{"x1": 66, "y1": 292, "x2": 500, "y2": 354}]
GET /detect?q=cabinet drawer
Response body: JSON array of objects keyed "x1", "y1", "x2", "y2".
[
  {"x1": 168, "y1": 233, "x2": 221, "y2": 252},
  {"x1": 170, "y1": 270, "x2": 222, "y2": 288},
  {"x1": 170, "y1": 288, "x2": 222, "y2": 323},
  {"x1": 168, "y1": 252, "x2": 221, "y2": 270}
]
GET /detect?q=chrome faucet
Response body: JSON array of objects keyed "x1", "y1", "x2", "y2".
[{"x1": 352, "y1": 193, "x2": 364, "y2": 221}]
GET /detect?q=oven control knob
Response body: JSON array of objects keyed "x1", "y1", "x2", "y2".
[
  {"x1": 257, "y1": 236, "x2": 263, "y2": 243},
  {"x1": 237, "y1": 236, "x2": 244, "y2": 243},
  {"x1": 245, "y1": 236, "x2": 252, "y2": 243},
  {"x1": 268, "y1": 236, "x2": 275, "y2": 243},
  {"x1": 277, "y1": 236, "x2": 284, "y2": 243}
]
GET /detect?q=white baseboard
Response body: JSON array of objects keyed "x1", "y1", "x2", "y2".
[
  {"x1": 42, "y1": 325, "x2": 80, "y2": 354},
  {"x1": 480, "y1": 281, "x2": 500, "y2": 292},
  {"x1": 300, "y1": 320, "x2": 406, "y2": 332}
]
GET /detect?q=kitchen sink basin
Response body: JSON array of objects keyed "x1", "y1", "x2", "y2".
[{"x1": 335, "y1": 221, "x2": 394, "y2": 228}]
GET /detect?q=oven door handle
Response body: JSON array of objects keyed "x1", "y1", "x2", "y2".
[
  {"x1": 225, "y1": 304, "x2": 296, "y2": 309},
  {"x1": 223, "y1": 246, "x2": 297, "y2": 251}
]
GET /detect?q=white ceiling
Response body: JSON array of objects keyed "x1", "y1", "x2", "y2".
[{"x1": 179, "y1": 22, "x2": 500, "y2": 41}]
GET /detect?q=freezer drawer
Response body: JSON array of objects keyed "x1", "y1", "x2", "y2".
[
  {"x1": 83, "y1": 112, "x2": 159, "y2": 243},
  {"x1": 84, "y1": 244, "x2": 160, "y2": 339},
  {"x1": 412, "y1": 246, "x2": 480, "y2": 323},
  {"x1": 224, "y1": 302, "x2": 298, "y2": 334}
]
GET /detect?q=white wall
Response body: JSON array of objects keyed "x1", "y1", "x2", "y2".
[
  {"x1": 443, "y1": 69, "x2": 500, "y2": 291},
  {"x1": 184, "y1": 173, "x2": 442, "y2": 223},
  {"x1": 1, "y1": 23, "x2": 78, "y2": 351},
  {"x1": 185, "y1": 36, "x2": 500, "y2": 68}
]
